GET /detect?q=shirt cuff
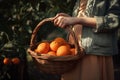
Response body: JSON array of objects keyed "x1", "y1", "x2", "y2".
[{"x1": 93, "y1": 16, "x2": 105, "y2": 33}]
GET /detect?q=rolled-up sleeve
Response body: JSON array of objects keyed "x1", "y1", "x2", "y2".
[{"x1": 93, "y1": 0, "x2": 120, "y2": 33}]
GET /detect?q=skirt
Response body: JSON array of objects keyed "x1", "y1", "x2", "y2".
[{"x1": 61, "y1": 54, "x2": 114, "y2": 80}]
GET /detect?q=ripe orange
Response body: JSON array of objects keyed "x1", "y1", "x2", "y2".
[
  {"x1": 12, "y1": 57, "x2": 20, "y2": 64},
  {"x1": 50, "y1": 40, "x2": 62, "y2": 51},
  {"x1": 56, "y1": 45, "x2": 70, "y2": 56},
  {"x1": 35, "y1": 42, "x2": 50, "y2": 54},
  {"x1": 3, "y1": 58, "x2": 11, "y2": 65},
  {"x1": 47, "y1": 51, "x2": 56, "y2": 56},
  {"x1": 70, "y1": 48, "x2": 76, "y2": 55},
  {"x1": 54, "y1": 37, "x2": 66, "y2": 45}
]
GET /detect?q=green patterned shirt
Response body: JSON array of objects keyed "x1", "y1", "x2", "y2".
[{"x1": 73, "y1": 0, "x2": 120, "y2": 56}]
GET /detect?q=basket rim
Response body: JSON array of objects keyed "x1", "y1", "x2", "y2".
[{"x1": 27, "y1": 48, "x2": 83, "y2": 61}]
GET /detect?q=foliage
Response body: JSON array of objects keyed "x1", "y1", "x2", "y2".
[
  {"x1": 0, "y1": 0, "x2": 76, "y2": 43},
  {"x1": 0, "y1": 0, "x2": 76, "y2": 80}
]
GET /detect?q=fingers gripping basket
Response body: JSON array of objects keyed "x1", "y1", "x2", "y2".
[{"x1": 27, "y1": 17, "x2": 85, "y2": 74}]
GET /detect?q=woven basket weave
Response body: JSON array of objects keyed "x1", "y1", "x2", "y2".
[{"x1": 27, "y1": 17, "x2": 85, "y2": 74}]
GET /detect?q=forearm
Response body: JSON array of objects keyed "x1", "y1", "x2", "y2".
[{"x1": 76, "y1": 17, "x2": 97, "y2": 28}]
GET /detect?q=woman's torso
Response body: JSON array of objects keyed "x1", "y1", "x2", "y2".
[{"x1": 72, "y1": 0, "x2": 119, "y2": 56}]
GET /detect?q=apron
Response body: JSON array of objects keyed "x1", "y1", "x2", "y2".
[{"x1": 61, "y1": 55, "x2": 114, "y2": 80}]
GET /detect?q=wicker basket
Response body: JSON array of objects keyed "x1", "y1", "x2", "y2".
[{"x1": 27, "y1": 17, "x2": 85, "y2": 74}]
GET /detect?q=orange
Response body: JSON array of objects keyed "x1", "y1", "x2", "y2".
[
  {"x1": 3, "y1": 58, "x2": 11, "y2": 65},
  {"x1": 35, "y1": 42, "x2": 50, "y2": 54},
  {"x1": 50, "y1": 40, "x2": 61, "y2": 51},
  {"x1": 70, "y1": 48, "x2": 76, "y2": 55},
  {"x1": 12, "y1": 57, "x2": 20, "y2": 64},
  {"x1": 56, "y1": 45, "x2": 70, "y2": 56},
  {"x1": 47, "y1": 51, "x2": 56, "y2": 56},
  {"x1": 54, "y1": 37, "x2": 66, "y2": 45}
]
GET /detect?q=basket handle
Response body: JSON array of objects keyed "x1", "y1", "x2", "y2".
[
  {"x1": 30, "y1": 17, "x2": 84, "y2": 56},
  {"x1": 66, "y1": 27, "x2": 84, "y2": 56},
  {"x1": 30, "y1": 17, "x2": 54, "y2": 49}
]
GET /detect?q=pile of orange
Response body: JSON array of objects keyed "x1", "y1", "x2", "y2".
[{"x1": 34, "y1": 37, "x2": 76, "y2": 56}]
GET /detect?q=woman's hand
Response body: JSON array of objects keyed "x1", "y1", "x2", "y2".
[{"x1": 53, "y1": 13, "x2": 79, "y2": 28}]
